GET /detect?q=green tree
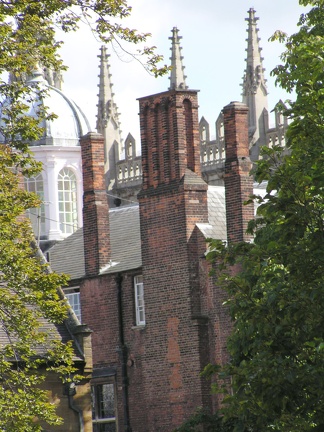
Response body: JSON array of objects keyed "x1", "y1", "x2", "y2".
[
  {"x1": 0, "y1": 1, "x2": 167, "y2": 430},
  {"x1": 0, "y1": 146, "x2": 75, "y2": 431},
  {"x1": 205, "y1": 1, "x2": 324, "y2": 431}
]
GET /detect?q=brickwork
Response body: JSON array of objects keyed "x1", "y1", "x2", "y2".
[
  {"x1": 137, "y1": 89, "x2": 210, "y2": 431},
  {"x1": 81, "y1": 270, "x2": 153, "y2": 431},
  {"x1": 79, "y1": 95, "x2": 254, "y2": 430},
  {"x1": 80, "y1": 132, "x2": 111, "y2": 276},
  {"x1": 80, "y1": 274, "x2": 126, "y2": 429},
  {"x1": 81, "y1": 275, "x2": 119, "y2": 367},
  {"x1": 223, "y1": 102, "x2": 254, "y2": 244},
  {"x1": 138, "y1": 90, "x2": 201, "y2": 190}
]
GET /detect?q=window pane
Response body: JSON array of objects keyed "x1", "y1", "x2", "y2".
[
  {"x1": 65, "y1": 291, "x2": 81, "y2": 322},
  {"x1": 24, "y1": 174, "x2": 46, "y2": 237},
  {"x1": 134, "y1": 275, "x2": 145, "y2": 325},
  {"x1": 100, "y1": 384, "x2": 115, "y2": 418},
  {"x1": 58, "y1": 168, "x2": 78, "y2": 234},
  {"x1": 93, "y1": 424, "x2": 116, "y2": 432},
  {"x1": 92, "y1": 382, "x2": 116, "y2": 432},
  {"x1": 92, "y1": 384, "x2": 115, "y2": 419}
]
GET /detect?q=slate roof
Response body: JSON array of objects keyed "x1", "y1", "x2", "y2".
[
  {"x1": 197, "y1": 186, "x2": 227, "y2": 240},
  {"x1": 49, "y1": 187, "x2": 229, "y2": 280},
  {"x1": 50, "y1": 227, "x2": 85, "y2": 281},
  {"x1": 0, "y1": 248, "x2": 84, "y2": 363},
  {"x1": 39, "y1": 317, "x2": 84, "y2": 361},
  {"x1": 49, "y1": 203, "x2": 141, "y2": 280},
  {"x1": 49, "y1": 183, "x2": 268, "y2": 281},
  {"x1": 0, "y1": 315, "x2": 84, "y2": 362},
  {"x1": 197, "y1": 183, "x2": 267, "y2": 239},
  {"x1": 103, "y1": 204, "x2": 141, "y2": 274}
]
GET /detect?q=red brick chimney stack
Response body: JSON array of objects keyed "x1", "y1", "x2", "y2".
[
  {"x1": 223, "y1": 101, "x2": 254, "y2": 244},
  {"x1": 137, "y1": 89, "x2": 209, "y2": 431},
  {"x1": 80, "y1": 132, "x2": 111, "y2": 277},
  {"x1": 138, "y1": 90, "x2": 201, "y2": 190}
]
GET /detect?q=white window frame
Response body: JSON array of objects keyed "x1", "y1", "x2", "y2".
[
  {"x1": 58, "y1": 167, "x2": 78, "y2": 235},
  {"x1": 25, "y1": 173, "x2": 46, "y2": 237},
  {"x1": 134, "y1": 275, "x2": 145, "y2": 326},
  {"x1": 64, "y1": 287, "x2": 81, "y2": 322}
]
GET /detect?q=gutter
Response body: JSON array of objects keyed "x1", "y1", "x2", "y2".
[{"x1": 65, "y1": 382, "x2": 84, "y2": 432}]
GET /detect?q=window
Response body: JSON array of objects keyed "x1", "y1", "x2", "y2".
[
  {"x1": 92, "y1": 382, "x2": 117, "y2": 432},
  {"x1": 58, "y1": 168, "x2": 78, "y2": 234},
  {"x1": 25, "y1": 173, "x2": 46, "y2": 237},
  {"x1": 134, "y1": 275, "x2": 145, "y2": 326},
  {"x1": 64, "y1": 287, "x2": 81, "y2": 322}
]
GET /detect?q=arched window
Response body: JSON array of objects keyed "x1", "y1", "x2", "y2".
[
  {"x1": 58, "y1": 168, "x2": 78, "y2": 235},
  {"x1": 25, "y1": 173, "x2": 45, "y2": 237}
]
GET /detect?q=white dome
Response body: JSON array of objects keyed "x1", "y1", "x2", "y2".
[
  {"x1": 25, "y1": 71, "x2": 91, "y2": 147},
  {"x1": 31, "y1": 88, "x2": 90, "y2": 147}
]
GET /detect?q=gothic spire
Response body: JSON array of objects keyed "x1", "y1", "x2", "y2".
[
  {"x1": 241, "y1": 8, "x2": 269, "y2": 160},
  {"x1": 96, "y1": 46, "x2": 122, "y2": 136},
  {"x1": 242, "y1": 8, "x2": 268, "y2": 102},
  {"x1": 96, "y1": 46, "x2": 123, "y2": 188},
  {"x1": 168, "y1": 27, "x2": 188, "y2": 90}
]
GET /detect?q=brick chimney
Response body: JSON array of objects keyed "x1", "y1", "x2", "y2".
[
  {"x1": 138, "y1": 90, "x2": 202, "y2": 191},
  {"x1": 137, "y1": 90, "x2": 209, "y2": 431},
  {"x1": 80, "y1": 132, "x2": 110, "y2": 277},
  {"x1": 223, "y1": 101, "x2": 254, "y2": 244}
]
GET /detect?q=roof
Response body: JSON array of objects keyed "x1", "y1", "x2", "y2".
[
  {"x1": 49, "y1": 203, "x2": 141, "y2": 279},
  {"x1": 197, "y1": 186, "x2": 227, "y2": 240},
  {"x1": 103, "y1": 205, "x2": 142, "y2": 274},
  {"x1": 50, "y1": 228, "x2": 85, "y2": 281},
  {"x1": 0, "y1": 247, "x2": 85, "y2": 363},
  {"x1": 29, "y1": 83, "x2": 91, "y2": 147},
  {"x1": 0, "y1": 315, "x2": 84, "y2": 362},
  {"x1": 50, "y1": 183, "x2": 267, "y2": 280},
  {"x1": 49, "y1": 187, "x2": 229, "y2": 280}
]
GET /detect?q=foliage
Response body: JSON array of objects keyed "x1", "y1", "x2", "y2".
[
  {"x1": 0, "y1": 0, "x2": 168, "y2": 430},
  {"x1": 0, "y1": 144, "x2": 76, "y2": 430},
  {"x1": 173, "y1": 407, "x2": 236, "y2": 432},
  {"x1": 203, "y1": 2, "x2": 324, "y2": 431}
]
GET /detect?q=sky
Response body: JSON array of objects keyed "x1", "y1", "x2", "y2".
[{"x1": 58, "y1": 0, "x2": 308, "y2": 144}]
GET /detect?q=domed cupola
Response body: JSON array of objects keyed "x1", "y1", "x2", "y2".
[
  {"x1": 26, "y1": 68, "x2": 90, "y2": 147},
  {"x1": 11, "y1": 67, "x2": 93, "y2": 249}
]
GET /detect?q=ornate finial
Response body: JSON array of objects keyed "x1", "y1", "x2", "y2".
[
  {"x1": 96, "y1": 46, "x2": 122, "y2": 135},
  {"x1": 242, "y1": 8, "x2": 267, "y2": 96},
  {"x1": 43, "y1": 67, "x2": 63, "y2": 90},
  {"x1": 168, "y1": 27, "x2": 188, "y2": 90},
  {"x1": 241, "y1": 8, "x2": 269, "y2": 160},
  {"x1": 26, "y1": 65, "x2": 46, "y2": 85},
  {"x1": 96, "y1": 46, "x2": 124, "y2": 188}
]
